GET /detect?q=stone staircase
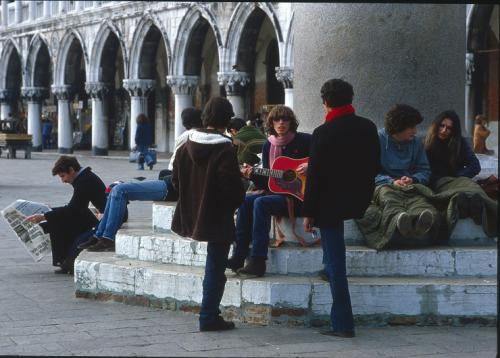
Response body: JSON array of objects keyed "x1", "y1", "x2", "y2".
[{"x1": 75, "y1": 202, "x2": 497, "y2": 327}]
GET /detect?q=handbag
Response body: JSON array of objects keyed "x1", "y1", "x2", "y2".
[{"x1": 129, "y1": 150, "x2": 140, "y2": 163}]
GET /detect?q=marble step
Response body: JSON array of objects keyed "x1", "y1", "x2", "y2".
[
  {"x1": 152, "y1": 202, "x2": 498, "y2": 247},
  {"x1": 115, "y1": 224, "x2": 497, "y2": 278},
  {"x1": 74, "y1": 251, "x2": 497, "y2": 326}
]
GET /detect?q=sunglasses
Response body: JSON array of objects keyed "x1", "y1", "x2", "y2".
[
  {"x1": 439, "y1": 123, "x2": 453, "y2": 131},
  {"x1": 272, "y1": 117, "x2": 291, "y2": 123}
]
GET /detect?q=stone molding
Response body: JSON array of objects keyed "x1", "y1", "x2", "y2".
[
  {"x1": 51, "y1": 85, "x2": 73, "y2": 101},
  {"x1": 217, "y1": 71, "x2": 250, "y2": 95},
  {"x1": 21, "y1": 86, "x2": 48, "y2": 101},
  {"x1": 85, "y1": 82, "x2": 109, "y2": 99},
  {"x1": 123, "y1": 79, "x2": 155, "y2": 97},
  {"x1": 166, "y1": 75, "x2": 199, "y2": 96},
  {"x1": 275, "y1": 67, "x2": 293, "y2": 89},
  {"x1": 0, "y1": 88, "x2": 15, "y2": 102}
]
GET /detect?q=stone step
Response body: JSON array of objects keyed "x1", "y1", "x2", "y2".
[
  {"x1": 152, "y1": 202, "x2": 498, "y2": 247},
  {"x1": 74, "y1": 251, "x2": 497, "y2": 326},
  {"x1": 115, "y1": 224, "x2": 497, "y2": 278}
]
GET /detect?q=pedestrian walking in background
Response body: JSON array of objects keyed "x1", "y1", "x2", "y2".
[
  {"x1": 134, "y1": 114, "x2": 154, "y2": 170},
  {"x1": 42, "y1": 116, "x2": 53, "y2": 149},
  {"x1": 303, "y1": 79, "x2": 380, "y2": 338}
]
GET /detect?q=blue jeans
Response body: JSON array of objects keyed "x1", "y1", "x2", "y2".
[
  {"x1": 234, "y1": 193, "x2": 288, "y2": 259},
  {"x1": 199, "y1": 241, "x2": 231, "y2": 327},
  {"x1": 320, "y1": 223, "x2": 355, "y2": 333},
  {"x1": 95, "y1": 180, "x2": 167, "y2": 241},
  {"x1": 137, "y1": 145, "x2": 153, "y2": 169},
  {"x1": 69, "y1": 229, "x2": 94, "y2": 258}
]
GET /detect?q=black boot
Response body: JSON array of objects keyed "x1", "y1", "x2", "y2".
[
  {"x1": 237, "y1": 257, "x2": 266, "y2": 277},
  {"x1": 227, "y1": 256, "x2": 245, "y2": 272},
  {"x1": 54, "y1": 256, "x2": 75, "y2": 275}
]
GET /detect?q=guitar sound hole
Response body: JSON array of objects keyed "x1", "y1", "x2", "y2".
[{"x1": 282, "y1": 170, "x2": 297, "y2": 182}]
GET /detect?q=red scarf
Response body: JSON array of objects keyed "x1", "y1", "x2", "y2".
[{"x1": 325, "y1": 104, "x2": 355, "y2": 123}]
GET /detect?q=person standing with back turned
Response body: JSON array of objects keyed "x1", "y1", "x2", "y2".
[
  {"x1": 303, "y1": 79, "x2": 380, "y2": 338},
  {"x1": 171, "y1": 97, "x2": 245, "y2": 331}
]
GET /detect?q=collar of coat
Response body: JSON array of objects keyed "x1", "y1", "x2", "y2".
[{"x1": 188, "y1": 129, "x2": 232, "y2": 145}]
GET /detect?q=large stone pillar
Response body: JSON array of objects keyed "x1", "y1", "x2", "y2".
[
  {"x1": 22, "y1": 87, "x2": 47, "y2": 151},
  {"x1": 14, "y1": 0, "x2": 22, "y2": 23},
  {"x1": 1, "y1": 1, "x2": 8, "y2": 27},
  {"x1": 75, "y1": 1, "x2": 85, "y2": 11},
  {"x1": 85, "y1": 82, "x2": 109, "y2": 156},
  {"x1": 465, "y1": 52, "x2": 475, "y2": 138},
  {"x1": 123, "y1": 79, "x2": 155, "y2": 150},
  {"x1": 276, "y1": 67, "x2": 294, "y2": 109},
  {"x1": 28, "y1": 0, "x2": 36, "y2": 21},
  {"x1": 0, "y1": 89, "x2": 13, "y2": 120},
  {"x1": 217, "y1": 71, "x2": 250, "y2": 119},
  {"x1": 166, "y1": 75, "x2": 199, "y2": 140},
  {"x1": 293, "y1": 4, "x2": 466, "y2": 133},
  {"x1": 52, "y1": 85, "x2": 73, "y2": 154}
]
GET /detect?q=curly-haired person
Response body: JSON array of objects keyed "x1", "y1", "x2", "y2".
[{"x1": 356, "y1": 104, "x2": 439, "y2": 250}]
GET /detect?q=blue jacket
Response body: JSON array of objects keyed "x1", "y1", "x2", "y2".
[
  {"x1": 135, "y1": 122, "x2": 153, "y2": 146},
  {"x1": 375, "y1": 128, "x2": 431, "y2": 186},
  {"x1": 42, "y1": 121, "x2": 52, "y2": 136}
]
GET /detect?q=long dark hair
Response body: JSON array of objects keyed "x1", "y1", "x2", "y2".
[{"x1": 424, "y1": 110, "x2": 462, "y2": 171}]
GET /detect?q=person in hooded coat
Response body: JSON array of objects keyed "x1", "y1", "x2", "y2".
[{"x1": 171, "y1": 97, "x2": 245, "y2": 332}]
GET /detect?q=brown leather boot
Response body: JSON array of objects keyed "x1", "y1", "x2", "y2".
[{"x1": 237, "y1": 257, "x2": 266, "y2": 277}]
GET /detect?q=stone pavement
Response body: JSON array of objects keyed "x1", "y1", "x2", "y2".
[{"x1": 0, "y1": 152, "x2": 497, "y2": 357}]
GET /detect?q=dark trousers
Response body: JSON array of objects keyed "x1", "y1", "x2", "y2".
[
  {"x1": 234, "y1": 193, "x2": 288, "y2": 259},
  {"x1": 320, "y1": 222, "x2": 355, "y2": 333},
  {"x1": 199, "y1": 242, "x2": 231, "y2": 326}
]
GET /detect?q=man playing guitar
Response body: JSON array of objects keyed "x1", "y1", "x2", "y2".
[{"x1": 229, "y1": 105, "x2": 312, "y2": 277}]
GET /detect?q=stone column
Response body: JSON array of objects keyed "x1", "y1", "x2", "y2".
[
  {"x1": 1, "y1": 1, "x2": 8, "y2": 27},
  {"x1": 0, "y1": 89, "x2": 13, "y2": 120},
  {"x1": 85, "y1": 82, "x2": 109, "y2": 156},
  {"x1": 52, "y1": 85, "x2": 73, "y2": 154},
  {"x1": 123, "y1": 79, "x2": 155, "y2": 150},
  {"x1": 59, "y1": 1, "x2": 67, "y2": 14},
  {"x1": 28, "y1": 0, "x2": 36, "y2": 21},
  {"x1": 293, "y1": 4, "x2": 465, "y2": 133},
  {"x1": 43, "y1": 0, "x2": 51, "y2": 17},
  {"x1": 166, "y1": 75, "x2": 199, "y2": 139},
  {"x1": 275, "y1": 67, "x2": 294, "y2": 109},
  {"x1": 14, "y1": 0, "x2": 22, "y2": 23},
  {"x1": 217, "y1": 71, "x2": 250, "y2": 119},
  {"x1": 21, "y1": 87, "x2": 47, "y2": 151},
  {"x1": 465, "y1": 52, "x2": 475, "y2": 138},
  {"x1": 75, "y1": 1, "x2": 85, "y2": 11}
]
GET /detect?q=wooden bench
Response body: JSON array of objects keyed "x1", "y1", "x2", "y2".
[{"x1": 0, "y1": 133, "x2": 32, "y2": 159}]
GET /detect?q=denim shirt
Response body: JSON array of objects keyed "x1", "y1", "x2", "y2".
[{"x1": 375, "y1": 128, "x2": 431, "y2": 186}]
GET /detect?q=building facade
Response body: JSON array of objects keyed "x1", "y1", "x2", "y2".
[{"x1": 0, "y1": 2, "x2": 497, "y2": 154}]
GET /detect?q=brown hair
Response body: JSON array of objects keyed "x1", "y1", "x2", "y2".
[
  {"x1": 136, "y1": 113, "x2": 148, "y2": 124},
  {"x1": 265, "y1": 105, "x2": 299, "y2": 136},
  {"x1": 474, "y1": 114, "x2": 488, "y2": 125},
  {"x1": 201, "y1": 97, "x2": 234, "y2": 129},
  {"x1": 51, "y1": 156, "x2": 81, "y2": 176}
]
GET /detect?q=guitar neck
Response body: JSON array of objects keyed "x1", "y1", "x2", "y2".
[{"x1": 253, "y1": 167, "x2": 284, "y2": 179}]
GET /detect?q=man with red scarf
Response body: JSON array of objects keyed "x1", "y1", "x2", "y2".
[{"x1": 303, "y1": 79, "x2": 380, "y2": 338}]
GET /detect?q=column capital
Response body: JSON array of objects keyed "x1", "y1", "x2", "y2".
[
  {"x1": 123, "y1": 79, "x2": 155, "y2": 97},
  {"x1": 217, "y1": 71, "x2": 250, "y2": 95},
  {"x1": 466, "y1": 52, "x2": 474, "y2": 86},
  {"x1": 0, "y1": 88, "x2": 15, "y2": 102},
  {"x1": 85, "y1": 82, "x2": 109, "y2": 99},
  {"x1": 51, "y1": 85, "x2": 73, "y2": 100},
  {"x1": 21, "y1": 87, "x2": 48, "y2": 101},
  {"x1": 275, "y1": 67, "x2": 293, "y2": 89},
  {"x1": 166, "y1": 75, "x2": 199, "y2": 96}
]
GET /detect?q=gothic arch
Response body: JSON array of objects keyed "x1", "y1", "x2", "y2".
[
  {"x1": 24, "y1": 34, "x2": 52, "y2": 87},
  {"x1": 284, "y1": 10, "x2": 294, "y2": 68},
  {"x1": 171, "y1": 3, "x2": 223, "y2": 76},
  {"x1": 89, "y1": 20, "x2": 128, "y2": 82},
  {"x1": 0, "y1": 38, "x2": 22, "y2": 89},
  {"x1": 224, "y1": 2, "x2": 284, "y2": 72},
  {"x1": 129, "y1": 12, "x2": 172, "y2": 80},
  {"x1": 54, "y1": 28, "x2": 89, "y2": 85}
]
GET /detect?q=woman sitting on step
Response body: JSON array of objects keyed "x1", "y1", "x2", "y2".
[{"x1": 424, "y1": 110, "x2": 497, "y2": 240}]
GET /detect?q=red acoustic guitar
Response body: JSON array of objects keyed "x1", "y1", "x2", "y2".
[{"x1": 253, "y1": 156, "x2": 308, "y2": 201}]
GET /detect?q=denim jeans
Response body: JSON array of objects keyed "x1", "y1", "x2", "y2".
[
  {"x1": 95, "y1": 180, "x2": 167, "y2": 241},
  {"x1": 137, "y1": 145, "x2": 153, "y2": 169},
  {"x1": 234, "y1": 193, "x2": 288, "y2": 259},
  {"x1": 320, "y1": 223, "x2": 355, "y2": 333},
  {"x1": 199, "y1": 241, "x2": 231, "y2": 326},
  {"x1": 68, "y1": 229, "x2": 94, "y2": 258}
]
